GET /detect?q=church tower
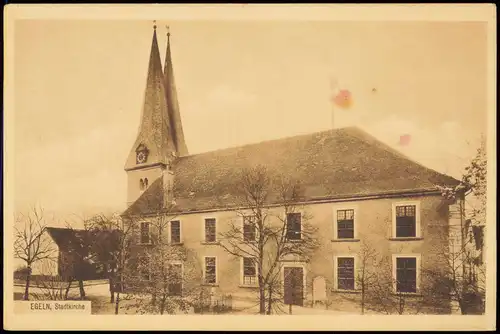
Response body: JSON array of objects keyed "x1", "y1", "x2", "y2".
[
  {"x1": 164, "y1": 27, "x2": 189, "y2": 157},
  {"x1": 124, "y1": 24, "x2": 186, "y2": 206}
]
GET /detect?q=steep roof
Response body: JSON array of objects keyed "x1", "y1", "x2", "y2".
[
  {"x1": 164, "y1": 30, "x2": 189, "y2": 157},
  {"x1": 45, "y1": 227, "x2": 88, "y2": 251},
  {"x1": 46, "y1": 227, "x2": 120, "y2": 253},
  {"x1": 123, "y1": 126, "x2": 460, "y2": 216},
  {"x1": 124, "y1": 28, "x2": 176, "y2": 171}
]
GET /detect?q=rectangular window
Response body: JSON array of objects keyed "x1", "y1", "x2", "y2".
[
  {"x1": 205, "y1": 218, "x2": 216, "y2": 243},
  {"x1": 170, "y1": 220, "x2": 181, "y2": 244},
  {"x1": 396, "y1": 257, "x2": 417, "y2": 293},
  {"x1": 395, "y1": 205, "x2": 417, "y2": 237},
  {"x1": 337, "y1": 209, "x2": 355, "y2": 239},
  {"x1": 242, "y1": 257, "x2": 257, "y2": 286},
  {"x1": 337, "y1": 257, "x2": 355, "y2": 290},
  {"x1": 140, "y1": 222, "x2": 150, "y2": 244},
  {"x1": 204, "y1": 257, "x2": 216, "y2": 284},
  {"x1": 286, "y1": 212, "x2": 302, "y2": 240},
  {"x1": 168, "y1": 263, "x2": 183, "y2": 296},
  {"x1": 243, "y1": 215, "x2": 256, "y2": 242}
]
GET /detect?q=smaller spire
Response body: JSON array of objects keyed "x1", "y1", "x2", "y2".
[{"x1": 163, "y1": 24, "x2": 189, "y2": 156}]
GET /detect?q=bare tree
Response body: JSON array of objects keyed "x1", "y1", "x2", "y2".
[
  {"x1": 14, "y1": 205, "x2": 56, "y2": 300},
  {"x1": 439, "y1": 136, "x2": 487, "y2": 226},
  {"x1": 357, "y1": 255, "x2": 425, "y2": 315},
  {"x1": 59, "y1": 221, "x2": 98, "y2": 300},
  {"x1": 431, "y1": 137, "x2": 487, "y2": 314},
  {"x1": 360, "y1": 259, "x2": 393, "y2": 315},
  {"x1": 346, "y1": 235, "x2": 426, "y2": 315},
  {"x1": 84, "y1": 212, "x2": 134, "y2": 307},
  {"x1": 354, "y1": 240, "x2": 384, "y2": 315},
  {"x1": 119, "y1": 176, "x2": 204, "y2": 315},
  {"x1": 125, "y1": 242, "x2": 204, "y2": 314},
  {"x1": 31, "y1": 261, "x2": 68, "y2": 301},
  {"x1": 422, "y1": 222, "x2": 485, "y2": 314},
  {"x1": 217, "y1": 165, "x2": 320, "y2": 315}
]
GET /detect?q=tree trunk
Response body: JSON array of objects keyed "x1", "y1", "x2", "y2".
[
  {"x1": 58, "y1": 283, "x2": 65, "y2": 300},
  {"x1": 266, "y1": 286, "x2": 272, "y2": 315},
  {"x1": 257, "y1": 217, "x2": 266, "y2": 315},
  {"x1": 259, "y1": 284, "x2": 266, "y2": 314},
  {"x1": 361, "y1": 284, "x2": 365, "y2": 315},
  {"x1": 258, "y1": 261, "x2": 265, "y2": 314},
  {"x1": 65, "y1": 279, "x2": 73, "y2": 299},
  {"x1": 200, "y1": 290, "x2": 204, "y2": 314},
  {"x1": 114, "y1": 292, "x2": 120, "y2": 315},
  {"x1": 289, "y1": 303, "x2": 292, "y2": 315},
  {"x1": 160, "y1": 295, "x2": 166, "y2": 315},
  {"x1": 23, "y1": 271, "x2": 32, "y2": 301},
  {"x1": 109, "y1": 272, "x2": 115, "y2": 303},
  {"x1": 78, "y1": 279, "x2": 86, "y2": 300},
  {"x1": 458, "y1": 298, "x2": 468, "y2": 315}
]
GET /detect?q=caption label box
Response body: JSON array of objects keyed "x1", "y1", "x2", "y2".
[{"x1": 14, "y1": 301, "x2": 92, "y2": 314}]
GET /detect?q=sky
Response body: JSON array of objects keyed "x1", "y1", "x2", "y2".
[{"x1": 13, "y1": 20, "x2": 488, "y2": 221}]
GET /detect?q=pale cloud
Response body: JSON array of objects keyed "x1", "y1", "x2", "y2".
[
  {"x1": 15, "y1": 121, "x2": 132, "y2": 216},
  {"x1": 360, "y1": 114, "x2": 419, "y2": 144},
  {"x1": 441, "y1": 120, "x2": 461, "y2": 134},
  {"x1": 46, "y1": 169, "x2": 126, "y2": 215},
  {"x1": 359, "y1": 115, "x2": 479, "y2": 180},
  {"x1": 206, "y1": 84, "x2": 257, "y2": 106}
]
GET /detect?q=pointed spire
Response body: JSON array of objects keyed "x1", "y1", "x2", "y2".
[
  {"x1": 163, "y1": 26, "x2": 189, "y2": 156},
  {"x1": 124, "y1": 24, "x2": 176, "y2": 171}
]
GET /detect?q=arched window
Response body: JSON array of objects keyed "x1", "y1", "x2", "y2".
[
  {"x1": 144, "y1": 178, "x2": 149, "y2": 188},
  {"x1": 139, "y1": 179, "x2": 145, "y2": 191}
]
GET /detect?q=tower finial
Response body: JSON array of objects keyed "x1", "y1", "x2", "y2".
[
  {"x1": 153, "y1": 20, "x2": 157, "y2": 30},
  {"x1": 166, "y1": 25, "x2": 170, "y2": 38}
]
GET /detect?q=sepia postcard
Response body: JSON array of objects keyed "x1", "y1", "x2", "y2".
[{"x1": 3, "y1": 4, "x2": 497, "y2": 331}]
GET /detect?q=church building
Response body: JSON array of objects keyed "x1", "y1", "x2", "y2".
[{"x1": 122, "y1": 26, "x2": 465, "y2": 314}]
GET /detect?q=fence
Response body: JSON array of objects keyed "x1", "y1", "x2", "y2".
[{"x1": 193, "y1": 290, "x2": 233, "y2": 314}]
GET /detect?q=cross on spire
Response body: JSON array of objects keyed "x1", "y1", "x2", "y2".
[{"x1": 153, "y1": 20, "x2": 157, "y2": 30}]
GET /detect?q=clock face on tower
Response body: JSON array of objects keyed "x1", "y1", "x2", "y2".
[
  {"x1": 136, "y1": 144, "x2": 149, "y2": 164},
  {"x1": 137, "y1": 151, "x2": 147, "y2": 164}
]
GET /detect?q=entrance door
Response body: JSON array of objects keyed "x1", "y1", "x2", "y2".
[{"x1": 284, "y1": 267, "x2": 304, "y2": 306}]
